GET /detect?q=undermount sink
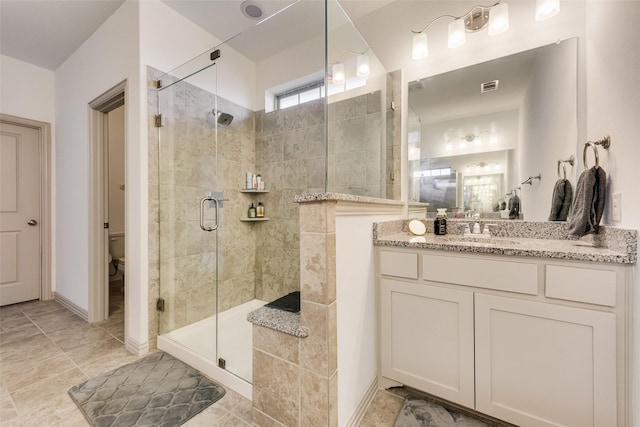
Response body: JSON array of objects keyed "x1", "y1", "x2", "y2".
[{"x1": 442, "y1": 235, "x2": 522, "y2": 246}]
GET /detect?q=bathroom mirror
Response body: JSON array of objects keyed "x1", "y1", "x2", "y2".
[{"x1": 407, "y1": 38, "x2": 578, "y2": 220}]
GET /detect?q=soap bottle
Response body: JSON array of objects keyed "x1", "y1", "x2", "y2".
[
  {"x1": 256, "y1": 202, "x2": 265, "y2": 218},
  {"x1": 248, "y1": 203, "x2": 256, "y2": 218},
  {"x1": 434, "y1": 208, "x2": 447, "y2": 235}
]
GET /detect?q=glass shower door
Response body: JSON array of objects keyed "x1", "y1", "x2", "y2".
[{"x1": 157, "y1": 59, "x2": 221, "y2": 368}]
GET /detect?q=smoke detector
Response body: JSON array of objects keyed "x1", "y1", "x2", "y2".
[{"x1": 241, "y1": 1, "x2": 263, "y2": 19}]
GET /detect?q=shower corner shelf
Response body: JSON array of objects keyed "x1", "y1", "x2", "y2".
[
  {"x1": 240, "y1": 189, "x2": 269, "y2": 194},
  {"x1": 240, "y1": 217, "x2": 269, "y2": 222}
]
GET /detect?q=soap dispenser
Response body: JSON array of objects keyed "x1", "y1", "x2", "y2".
[
  {"x1": 248, "y1": 203, "x2": 256, "y2": 218},
  {"x1": 473, "y1": 222, "x2": 481, "y2": 234},
  {"x1": 434, "y1": 208, "x2": 447, "y2": 235}
]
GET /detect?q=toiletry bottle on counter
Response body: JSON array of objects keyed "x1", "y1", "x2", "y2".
[
  {"x1": 434, "y1": 208, "x2": 447, "y2": 235},
  {"x1": 256, "y1": 202, "x2": 264, "y2": 218},
  {"x1": 248, "y1": 203, "x2": 256, "y2": 218}
]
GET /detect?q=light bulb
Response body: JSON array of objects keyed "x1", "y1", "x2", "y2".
[
  {"x1": 488, "y1": 2, "x2": 509, "y2": 36},
  {"x1": 332, "y1": 63, "x2": 345, "y2": 83},
  {"x1": 356, "y1": 55, "x2": 370, "y2": 78},
  {"x1": 412, "y1": 33, "x2": 428, "y2": 60},
  {"x1": 535, "y1": 0, "x2": 560, "y2": 21},
  {"x1": 448, "y1": 19, "x2": 466, "y2": 48}
]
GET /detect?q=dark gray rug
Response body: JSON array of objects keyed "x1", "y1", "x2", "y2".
[
  {"x1": 394, "y1": 396, "x2": 489, "y2": 427},
  {"x1": 69, "y1": 351, "x2": 225, "y2": 427}
]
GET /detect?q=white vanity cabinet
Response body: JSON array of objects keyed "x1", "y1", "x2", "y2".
[{"x1": 378, "y1": 248, "x2": 631, "y2": 427}]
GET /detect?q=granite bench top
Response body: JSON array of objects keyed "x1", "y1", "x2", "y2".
[
  {"x1": 374, "y1": 220, "x2": 637, "y2": 265},
  {"x1": 247, "y1": 306, "x2": 309, "y2": 338}
]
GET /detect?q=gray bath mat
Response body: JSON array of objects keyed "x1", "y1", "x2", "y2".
[
  {"x1": 394, "y1": 396, "x2": 489, "y2": 427},
  {"x1": 69, "y1": 351, "x2": 225, "y2": 427}
]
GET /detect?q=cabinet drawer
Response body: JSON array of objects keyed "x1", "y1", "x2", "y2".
[
  {"x1": 380, "y1": 251, "x2": 418, "y2": 279},
  {"x1": 423, "y1": 254, "x2": 538, "y2": 295},
  {"x1": 545, "y1": 265, "x2": 617, "y2": 307}
]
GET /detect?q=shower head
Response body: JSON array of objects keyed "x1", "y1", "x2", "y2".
[{"x1": 213, "y1": 109, "x2": 234, "y2": 126}]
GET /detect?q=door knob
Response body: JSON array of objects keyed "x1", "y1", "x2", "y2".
[{"x1": 27, "y1": 220, "x2": 38, "y2": 226}]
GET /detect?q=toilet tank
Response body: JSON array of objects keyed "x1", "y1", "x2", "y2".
[{"x1": 109, "y1": 233, "x2": 125, "y2": 260}]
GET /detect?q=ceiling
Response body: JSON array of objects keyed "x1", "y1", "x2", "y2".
[
  {"x1": 0, "y1": 0, "x2": 126, "y2": 70},
  {"x1": 0, "y1": 0, "x2": 392, "y2": 70}
]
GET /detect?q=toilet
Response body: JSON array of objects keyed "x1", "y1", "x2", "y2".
[
  {"x1": 108, "y1": 234, "x2": 125, "y2": 287},
  {"x1": 117, "y1": 257, "x2": 125, "y2": 283}
]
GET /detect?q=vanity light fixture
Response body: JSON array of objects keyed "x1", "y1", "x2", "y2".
[
  {"x1": 535, "y1": 0, "x2": 560, "y2": 21},
  {"x1": 412, "y1": 0, "x2": 560, "y2": 60},
  {"x1": 446, "y1": 131, "x2": 497, "y2": 151},
  {"x1": 330, "y1": 49, "x2": 370, "y2": 84},
  {"x1": 412, "y1": 1, "x2": 510, "y2": 60}
]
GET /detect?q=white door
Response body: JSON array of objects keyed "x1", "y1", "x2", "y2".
[{"x1": 0, "y1": 123, "x2": 41, "y2": 305}]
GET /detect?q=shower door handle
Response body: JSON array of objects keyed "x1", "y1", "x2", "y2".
[{"x1": 200, "y1": 197, "x2": 219, "y2": 232}]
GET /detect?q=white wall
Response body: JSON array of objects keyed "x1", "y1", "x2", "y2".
[
  {"x1": 0, "y1": 54, "x2": 56, "y2": 292},
  {"x1": 140, "y1": 0, "x2": 256, "y2": 111},
  {"x1": 336, "y1": 211, "x2": 403, "y2": 426},
  {"x1": 0, "y1": 55, "x2": 55, "y2": 124},
  {"x1": 584, "y1": 3, "x2": 640, "y2": 425},
  {"x1": 54, "y1": 0, "x2": 144, "y2": 346}
]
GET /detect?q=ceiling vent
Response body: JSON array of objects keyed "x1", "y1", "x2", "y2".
[{"x1": 481, "y1": 80, "x2": 499, "y2": 93}]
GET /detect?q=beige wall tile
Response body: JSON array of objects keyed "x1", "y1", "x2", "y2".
[
  {"x1": 252, "y1": 349, "x2": 299, "y2": 427},
  {"x1": 299, "y1": 202, "x2": 336, "y2": 233},
  {"x1": 329, "y1": 370, "x2": 338, "y2": 426},
  {"x1": 300, "y1": 232, "x2": 336, "y2": 305},
  {"x1": 300, "y1": 369, "x2": 329, "y2": 427},
  {"x1": 299, "y1": 301, "x2": 328, "y2": 376},
  {"x1": 328, "y1": 301, "x2": 337, "y2": 375},
  {"x1": 253, "y1": 325, "x2": 300, "y2": 364}
]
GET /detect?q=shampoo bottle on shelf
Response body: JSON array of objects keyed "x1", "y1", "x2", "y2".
[
  {"x1": 434, "y1": 208, "x2": 447, "y2": 235},
  {"x1": 256, "y1": 202, "x2": 264, "y2": 218},
  {"x1": 248, "y1": 203, "x2": 256, "y2": 218}
]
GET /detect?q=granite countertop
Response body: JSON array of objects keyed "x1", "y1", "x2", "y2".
[
  {"x1": 374, "y1": 220, "x2": 637, "y2": 265},
  {"x1": 247, "y1": 306, "x2": 308, "y2": 338}
]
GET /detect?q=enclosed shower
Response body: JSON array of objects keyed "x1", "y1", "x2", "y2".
[{"x1": 150, "y1": 0, "x2": 393, "y2": 397}]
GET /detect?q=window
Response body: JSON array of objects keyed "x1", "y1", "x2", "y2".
[{"x1": 275, "y1": 81, "x2": 324, "y2": 110}]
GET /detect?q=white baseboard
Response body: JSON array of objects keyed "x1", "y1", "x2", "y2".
[
  {"x1": 345, "y1": 376, "x2": 379, "y2": 427},
  {"x1": 126, "y1": 336, "x2": 149, "y2": 356},
  {"x1": 54, "y1": 292, "x2": 88, "y2": 321}
]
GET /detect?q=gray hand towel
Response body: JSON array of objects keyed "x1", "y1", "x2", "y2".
[
  {"x1": 548, "y1": 178, "x2": 574, "y2": 221},
  {"x1": 567, "y1": 166, "x2": 606, "y2": 237}
]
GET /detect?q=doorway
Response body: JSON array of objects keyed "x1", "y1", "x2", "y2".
[
  {"x1": 0, "y1": 115, "x2": 52, "y2": 306},
  {"x1": 88, "y1": 82, "x2": 126, "y2": 327}
]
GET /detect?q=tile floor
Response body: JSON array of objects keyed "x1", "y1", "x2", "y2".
[{"x1": 0, "y1": 284, "x2": 500, "y2": 427}]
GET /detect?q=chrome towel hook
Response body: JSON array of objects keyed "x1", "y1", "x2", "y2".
[
  {"x1": 557, "y1": 155, "x2": 575, "y2": 179},
  {"x1": 583, "y1": 135, "x2": 611, "y2": 169}
]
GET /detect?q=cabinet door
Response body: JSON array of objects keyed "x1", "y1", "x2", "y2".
[
  {"x1": 381, "y1": 279, "x2": 475, "y2": 408},
  {"x1": 475, "y1": 294, "x2": 616, "y2": 427}
]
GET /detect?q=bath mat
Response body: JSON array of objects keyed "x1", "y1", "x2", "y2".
[
  {"x1": 394, "y1": 395, "x2": 489, "y2": 427},
  {"x1": 69, "y1": 351, "x2": 225, "y2": 427},
  {"x1": 265, "y1": 291, "x2": 300, "y2": 313}
]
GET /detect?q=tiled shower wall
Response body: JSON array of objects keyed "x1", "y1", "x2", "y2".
[
  {"x1": 147, "y1": 65, "x2": 397, "y2": 343},
  {"x1": 327, "y1": 90, "x2": 387, "y2": 198},
  {"x1": 148, "y1": 67, "x2": 257, "y2": 338},
  {"x1": 253, "y1": 99, "x2": 325, "y2": 302}
]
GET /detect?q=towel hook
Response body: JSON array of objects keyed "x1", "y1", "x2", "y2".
[
  {"x1": 557, "y1": 155, "x2": 574, "y2": 180},
  {"x1": 583, "y1": 135, "x2": 611, "y2": 169},
  {"x1": 557, "y1": 161, "x2": 567, "y2": 179}
]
